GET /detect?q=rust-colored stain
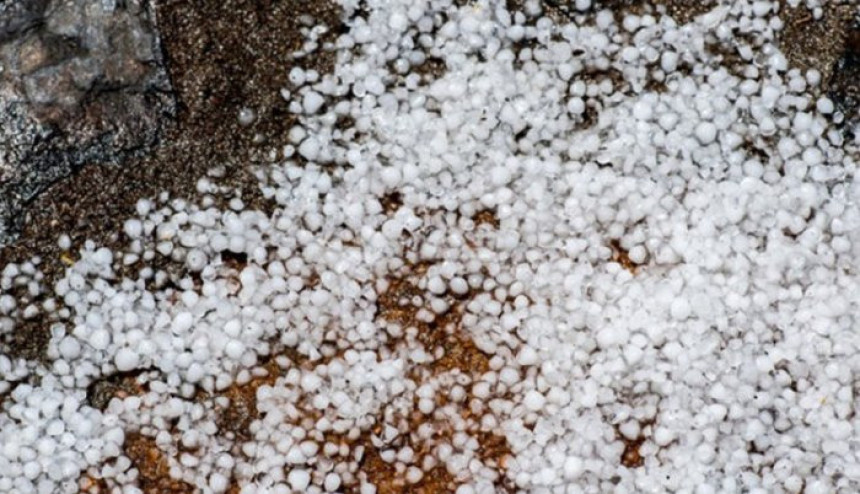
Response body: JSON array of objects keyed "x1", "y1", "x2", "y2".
[
  {"x1": 78, "y1": 474, "x2": 110, "y2": 494},
  {"x1": 376, "y1": 268, "x2": 492, "y2": 377},
  {"x1": 620, "y1": 437, "x2": 646, "y2": 468},
  {"x1": 215, "y1": 358, "x2": 281, "y2": 439},
  {"x1": 381, "y1": 191, "x2": 405, "y2": 214},
  {"x1": 349, "y1": 433, "x2": 457, "y2": 494},
  {"x1": 473, "y1": 209, "x2": 500, "y2": 229},
  {"x1": 124, "y1": 433, "x2": 195, "y2": 494},
  {"x1": 609, "y1": 239, "x2": 641, "y2": 274}
]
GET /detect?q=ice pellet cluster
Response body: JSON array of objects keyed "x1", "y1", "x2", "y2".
[{"x1": 1, "y1": 0, "x2": 859, "y2": 493}]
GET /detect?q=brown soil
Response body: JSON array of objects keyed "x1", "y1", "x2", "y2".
[
  {"x1": 778, "y1": 1, "x2": 856, "y2": 85},
  {"x1": 125, "y1": 433, "x2": 196, "y2": 494},
  {"x1": 609, "y1": 239, "x2": 641, "y2": 274},
  {"x1": 376, "y1": 267, "x2": 492, "y2": 377}
]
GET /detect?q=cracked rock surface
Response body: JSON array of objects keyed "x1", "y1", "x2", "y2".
[{"x1": 0, "y1": 0, "x2": 174, "y2": 244}]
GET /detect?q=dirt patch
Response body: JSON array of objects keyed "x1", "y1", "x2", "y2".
[
  {"x1": 86, "y1": 369, "x2": 151, "y2": 410},
  {"x1": 214, "y1": 358, "x2": 281, "y2": 440},
  {"x1": 609, "y1": 238, "x2": 641, "y2": 274},
  {"x1": 778, "y1": 1, "x2": 855, "y2": 84},
  {"x1": 376, "y1": 265, "x2": 492, "y2": 377},
  {"x1": 827, "y1": 22, "x2": 860, "y2": 137},
  {"x1": 124, "y1": 433, "x2": 196, "y2": 494},
  {"x1": 0, "y1": 0, "x2": 342, "y2": 359},
  {"x1": 518, "y1": 0, "x2": 717, "y2": 24}
]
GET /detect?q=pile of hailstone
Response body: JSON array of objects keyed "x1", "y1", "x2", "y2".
[{"x1": 1, "y1": 0, "x2": 859, "y2": 493}]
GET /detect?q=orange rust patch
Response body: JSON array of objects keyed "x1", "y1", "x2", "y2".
[
  {"x1": 124, "y1": 433, "x2": 195, "y2": 494},
  {"x1": 377, "y1": 270, "x2": 491, "y2": 377},
  {"x1": 349, "y1": 434, "x2": 457, "y2": 494},
  {"x1": 473, "y1": 209, "x2": 500, "y2": 229},
  {"x1": 78, "y1": 474, "x2": 110, "y2": 494},
  {"x1": 215, "y1": 358, "x2": 282, "y2": 439},
  {"x1": 475, "y1": 429, "x2": 513, "y2": 469},
  {"x1": 94, "y1": 259, "x2": 512, "y2": 494},
  {"x1": 381, "y1": 191, "x2": 405, "y2": 214},
  {"x1": 433, "y1": 328, "x2": 492, "y2": 375},
  {"x1": 616, "y1": 419, "x2": 655, "y2": 469},
  {"x1": 609, "y1": 239, "x2": 640, "y2": 274},
  {"x1": 357, "y1": 264, "x2": 512, "y2": 492},
  {"x1": 621, "y1": 437, "x2": 645, "y2": 468}
]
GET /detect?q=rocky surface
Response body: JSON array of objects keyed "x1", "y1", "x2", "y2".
[
  {"x1": 0, "y1": 0, "x2": 174, "y2": 244},
  {"x1": 828, "y1": 19, "x2": 860, "y2": 138}
]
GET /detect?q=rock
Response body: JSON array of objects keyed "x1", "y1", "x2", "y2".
[
  {"x1": 828, "y1": 22, "x2": 860, "y2": 139},
  {"x1": 0, "y1": 0, "x2": 175, "y2": 245},
  {"x1": 0, "y1": 0, "x2": 49, "y2": 43}
]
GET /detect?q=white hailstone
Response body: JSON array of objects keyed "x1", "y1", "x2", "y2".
[
  {"x1": 661, "y1": 51, "x2": 679, "y2": 72},
  {"x1": 670, "y1": 297, "x2": 691, "y2": 321},
  {"x1": 135, "y1": 199, "x2": 151, "y2": 216},
  {"x1": 653, "y1": 427, "x2": 675, "y2": 446},
  {"x1": 123, "y1": 219, "x2": 143, "y2": 239},
  {"x1": 694, "y1": 121, "x2": 718, "y2": 145},
  {"x1": 57, "y1": 234, "x2": 72, "y2": 250},
  {"x1": 427, "y1": 276, "x2": 446, "y2": 295},
  {"x1": 324, "y1": 473, "x2": 341, "y2": 492},
  {"x1": 388, "y1": 11, "x2": 408, "y2": 32},
  {"x1": 523, "y1": 390, "x2": 546, "y2": 411},
  {"x1": 209, "y1": 472, "x2": 229, "y2": 493},
  {"x1": 238, "y1": 107, "x2": 257, "y2": 126},
  {"x1": 89, "y1": 328, "x2": 111, "y2": 350},
  {"x1": 186, "y1": 363, "x2": 204, "y2": 383},
  {"x1": 516, "y1": 346, "x2": 538, "y2": 366},
  {"x1": 303, "y1": 91, "x2": 325, "y2": 114},
  {"x1": 405, "y1": 466, "x2": 423, "y2": 484},
  {"x1": 418, "y1": 398, "x2": 435, "y2": 414},
  {"x1": 567, "y1": 97, "x2": 585, "y2": 116},
  {"x1": 751, "y1": 1, "x2": 772, "y2": 16},
  {"x1": 806, "y1": 68, "x2": 822, "y2": 86},
  {"x1": 289, "y1": 67, "x2": 306, "y2": 86},
  {"x1": 449, "y1": 277, "x2": 469, "y2": 295},
  {"x1": 115, "y1": 347, "x2": 140, "y2": 372},
  {"x1": 58, "y1": 337, "x2": 81, "y2": 360},
  {"x1": 288, "y1": 469, "x2": 310, "y2": 491},
  {"x1": 185, "y1": 249, "x2": 208, "y2": 271},
  {"x1": 380, "y1": 167, "x2": 401, "y2": 188},
  {"x1": 627, "y1": 245, "x2": 647, "y2": 264},
  {"x1": 224, "y1": 340, "x2": 245, "y2": 360},
  {"x1": 45, "y1": 419, "x2": 64, "y2": 436},
  {"x1": 632, "y1": 101, "x2": 653, "y2": 121},
  {"x1": 802, "y1": 147, "x2": 823, "y2": 167},
  {"x1": 173, "y1": 312, "x2": 194, "y2": 333},
  {"x1": 298, "y1": 137, "x2": 320, "y2": 161},
  {"x1": 816, "y1": 97, "x2": 834, "y2": 114},
  {"x1": 563, "y1": 456, "x2": 584, "y2": 479}
]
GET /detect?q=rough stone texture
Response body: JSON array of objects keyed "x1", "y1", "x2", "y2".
[
  {"x1": 828, "y1": 18, "x2": 860, "y2": 138},
  {"x1": 0, "y1": 0, "x2": 174, "y2": 244}
]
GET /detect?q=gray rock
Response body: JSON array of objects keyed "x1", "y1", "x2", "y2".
[{"x1": 0, "y1": 0, "x2": 175, "y2": 245}]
